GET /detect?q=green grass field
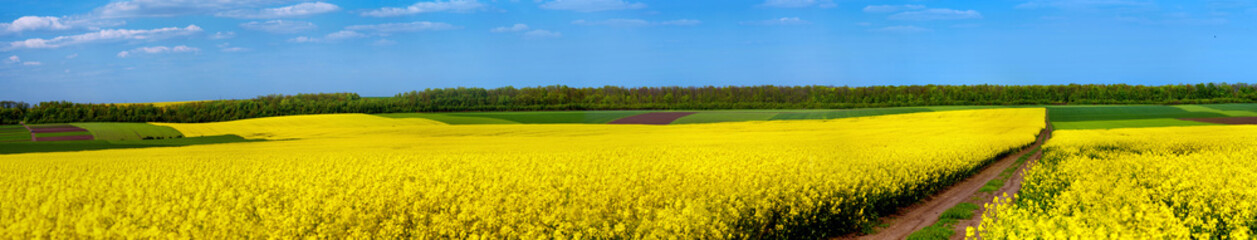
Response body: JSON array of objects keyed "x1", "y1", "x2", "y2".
[
  {"x1": 672, "y1": 112, "x2": 779, "y2": 124},
  {"x1": 32, "y1": 131, "x2": 93, "y2": 138},
  {"x1": 0, "y1": 125, "x2": 30, "y2": 142},
  {"x1": 70, "y1": 122, "x2": 184, "y2": 140},
  {"x1": 0, "y1": 135, "x2": 259, "y2": 155},
  {"x1": 1051, "y1": 118, "x2": 1220, "y2": 130},
  {"x1": 771, "y1": 108, "x2": 934, "y2": 120},
  {"x1": 27, "y1": 124, "x2": 75, "y2": 128},
  {"x1": 1044, "y1": 104, "x2": 1257, "y2": 129},
  {"x1": 1193, "y1": 103, "x2": 1257, "y2": 112},
  {"x1": 1044, "y1": 105, "x2": 1230, "y2": 122}
]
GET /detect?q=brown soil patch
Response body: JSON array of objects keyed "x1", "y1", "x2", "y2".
[
  {"x1": 607, "y1": 112, "x2": 697, "y2": 125},
  {"x1": 844, "y1": 121, "x2": 1053, "y2": 240},
  {"x1": 34, "y1": 135, "x2": 95, "y2": 141},
  {"x1": 28, "y1": 124, "x2": 74, "y2": 129},
  {"x1": 1181, "y1": 117, "x2": 1257, "y2": 125},
  {"x1": 29, "y1": 126, "x2": 89, "y2": 133}
]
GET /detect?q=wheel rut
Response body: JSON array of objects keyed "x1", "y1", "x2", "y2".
[{"x1": 843, "y1": 120, "x2": 1053, "y2": 240}]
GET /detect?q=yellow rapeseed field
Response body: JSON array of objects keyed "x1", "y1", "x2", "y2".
[
  {"x1": 974, "y1": 126, "x2": 1257, "y2": 239},
  {"x1": 1, "y1": 109, "x2": 1044, "y2": 239}
]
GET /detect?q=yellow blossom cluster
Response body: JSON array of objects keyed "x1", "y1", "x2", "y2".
[
  {"x1": 1, "y1": 109, "x2": 1043, "y2": 239},
  {"x1": 975, "y1": 125, "x2": 1257, "y2": 239}
]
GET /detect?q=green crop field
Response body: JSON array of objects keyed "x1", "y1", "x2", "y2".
[
  {"x1": 0, "y1": 135, "x2": 258, "y2": 155},
  {"x1": 0, "y1": 125, "x2": 29, "y2": 142},
  {"x1": 1192, "y1": 103, "x2": 1257, "y2": 112},
  {"x1": 70, "y1": 122, "x2": 184, "y2": 140},
  {"x1": 1044, "y1": 105, "x2": 1230, "y2": 122},
  {"x1": 1052, "y1": 118, "x2": 1220, "y2": 130},
  {"x1": 771, "y1": 108, "x2": 935, "y2": 120},
  {"x1": 1043, "y1": 104, "x2": 1257, "y2": 129},
  {"x1": 33, "y1": 131, "x2": 92, "y2": 138},
  {"x1": 28, "y1": 124, "x2": 75, "y2": 128},
  {"x1": 672, "y1": 112, "x2": 779, "y2": 124}
]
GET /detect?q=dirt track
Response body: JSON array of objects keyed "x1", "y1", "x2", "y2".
[
  {"x1": 607, "y1": 112, "x2": 696, "y2": 125},
  {"x1": 851, "y1": 122, "x2": 1053, "y2": 240},
  {"x1": 950, "y1": 143, "x2": 1045, "y2": 239},
  {"x1": 1181, "y1": 117, "x2": 1257, "y2": 125}
]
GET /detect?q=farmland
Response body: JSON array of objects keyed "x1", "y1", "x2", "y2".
[
  {"x1": 975, "y1": 126, "x2": 1257, "y2": 238},
  {"x1": 370, "y1": 103, "x2": 1257, "y2": 129},
  {"x1": 5, "y1": 98, "x2": 1257, "y2": 238},
  {"x1": 4, "y1": 0, "x2": 1255, "y2": 237},
  {"x1": 0, "y1": 135, "x2": 258, "y2": 154},
  {"x1": 0, "y1": 109, "x2": 1043, "y2": 238},
  {"x1": 70, "y1": 122, "x2": 183, "y2": 140},
  {"x1": 0, "y1": 125, "x2": 29, "y2": 142}
]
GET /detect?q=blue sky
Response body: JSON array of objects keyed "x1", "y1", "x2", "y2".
[{"x1": 0, "y1": 0, "x2": 1254, "y2": 103}]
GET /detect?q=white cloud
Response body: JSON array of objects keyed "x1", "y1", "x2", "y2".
[
  {"x1": 345, "y1": 22, "x2": 459, "y2": 34},
  {"x1": 873, "y1": 25, "x2": 932, "y2": 33},
  {"x1": 539, "y1": 0, "x2": 647, "y2": 12},
  {"x1": 573, "y1": 19, "x2": 701, "y2": 27},
  {"x1": 863, "y1": 4, "x2": 926, "y2": 13},
  {"x1": 1, "y1": 16, "x2": 70, "y2": 32},
  {"x1": 573, "y1": 19, "x2": 650, "y2": 27},
  {"x1": 760, "y1": 0, "x2": 836, "y2": 8},
  {"x1": 289, "y1": 36, "x2": 316, "y2": 43},
  {"x1": 523, "y1": 29, "x2": 562, "y2": 39},
  {"x1": 361, "y1": 0, "x2": 485, "y2": 17},
  {"x1": 372, "y1": 39, "x2": 397, "y2": 46},
  {"x1": 216, "y1": 2, "x2": 340, "y2": 19},
  {"x1": 740, "y1": 17, "x2": 809, "y2": 26},
  {"x1": 0, "y1": 16, "x2": 124, "y2": 34},
  {"x1": 324, "y1": 30, "x2": 366, "y2": 40},
  {"x1": 66, "y1": 53, "x2": 78, "y2": 59},
  {"x1": 491, "y1": 24, "x2": 559, "y2": 39},
  {"x1": 660, "y1": 19, "x2": 702, "y2": 26},
  {"x1": 1, "y1": 55, "x2": 42, "y2": 66},
  {"x1": 240, "y1": 20, "x2": 316, "y2": 34},
  {"x1": 292, "y1": 21, "x2": 458, "y2": 43},
  {"x1": 491, "y1": 24, "x2": 530, "y2": 33},
  {"x1": 290, "y1": 30, "x2": 366, "y2": 43},
  {"x1": 888, "y1": 9, "x2": 982, "y2": 21},
  {"x1": 5, "y1": 25, "x2": 202, "y2": 50},
  {"x1": 94, "y1": 0, "x2": 292, "y2": 18},
  {"x1": 210, "y1": 31, "x2": 236, "y2": 39},
  {"x1": 217, "y1": 43, "x2": 248, "y2": 52},
  {"x1": 117, "y1": 45, "x2": 200, "y2": 58},
  {"x1": 1016, "y1": 0, "x2": 1153, "y2": 9}
]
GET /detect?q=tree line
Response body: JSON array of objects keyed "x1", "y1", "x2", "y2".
[{"x1": 4, "y1": 83, "x2": 1257, "y2": 124}]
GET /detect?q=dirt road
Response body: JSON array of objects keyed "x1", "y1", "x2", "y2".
[{"x1": 853, "y1": 123, "x2": 1053, "y2": 240}]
